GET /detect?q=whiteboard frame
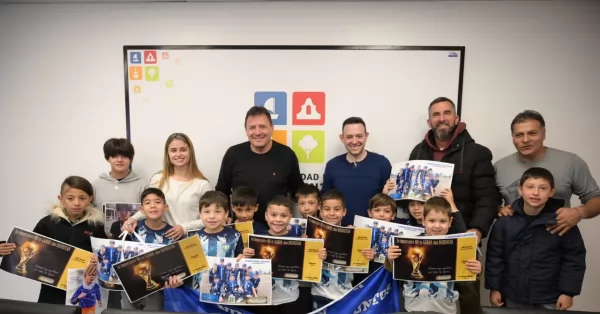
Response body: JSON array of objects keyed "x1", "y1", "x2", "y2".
[{"x1": 122, "y1": 45, "x2": 465, "y2": 142}]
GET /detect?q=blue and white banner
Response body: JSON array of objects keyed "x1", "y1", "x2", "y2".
[
  {"x1": 309, "y1": 266, "x2": 401, "y2": 314},
  {"x1": 164, "y1": 266, "x2": 400, "y2": 314}
]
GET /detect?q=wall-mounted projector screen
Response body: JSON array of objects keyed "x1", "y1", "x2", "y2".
[{"x1": 123, "y1": 45, "x2": 465, "y2": 189}]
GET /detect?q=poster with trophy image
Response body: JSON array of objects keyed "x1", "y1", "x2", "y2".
[
  {"x1": 248, "y1": 234, "x2": 323, "y2": 282},
  {"x1": 226, "y1": 221, "x2": 253, "y2": 248},
  {"x1": 65, "y1": 266, "x2": 108, "y2": 314},
  {"x1": 113, "y1": 234, "x2": 209, "y2": 303},
  {"x1": 199, "y1": 257, "x2": 272, "y2": 306},
  {"x1": 0, "y1": 227, "x2": 93, "y2": 290},
  {"x1": 305, "y1": 216, "x2": 372, "y2": 273},
  {"x1": 388, "y1": 160, "x2": 455, "y2": 201},
  {"x1": 353, "y1": 215, "x2": 425, "y2": 263},
  {"x1": 391, "y1": 232, "x2": 478, "y2": 282},
  {"x1": 90, "y1": 237, "x2": 165, "y2": 290}
]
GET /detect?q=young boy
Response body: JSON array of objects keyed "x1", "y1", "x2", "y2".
[
  {"x1": 231, "y1": 186, "x2": 268, "y2": 234},
  {"x1": 404, "y1": 188, "x2": 466, "y2": 234},
  {"x1": 92, "y1": 138, "x2": 147, "y2": 309},
  {"x1": 242, "y1": 195, "x2": 327, "y2": 314},
  {"x1": 70, "y1": 262, "x2": 102, "y2": 314},
  {"x1": 191, "y1": 191, "x2": 244, "y2": 291},
  {"x1": 311, "y1": 189, "x2": 374, "y2": 310},
  {"x1": 353, "y1": 193, "x2": 397, "y2": 285},
  {"x1": 296, "y1": 184, "x2": 320, "y2": 219},
  {"x1": 121, "y1": 187, "x2": 182, "y2": 310},
  {"x1": 386, "y1": 196, "x2": 481, "y2": 314},
  {"x1": 485, "y1": 167, "x2": 586, "y2": 310}
]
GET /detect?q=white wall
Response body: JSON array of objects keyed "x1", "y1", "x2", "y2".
[{"x1": 0, "y1": 0, "x2": 598, "y2": 310}]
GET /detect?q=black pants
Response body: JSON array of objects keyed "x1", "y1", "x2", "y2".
[
  {"x1": 455, "y1": 272, "x2": 482, "y2": 314},
  {"x1": 107, "y1": 290, "x2": 122, "y2": 309}
]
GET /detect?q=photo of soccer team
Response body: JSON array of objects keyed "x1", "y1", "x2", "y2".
[
  {"x1": 102, "y1": 202, "x2": 141, "y2": 237},
  {"x1": 199, "y1": 257, "x2": 272, "y2": 306},
  {"x1": 287, "y1": 218, "x2": 307, "y2": 236},
  {"x1": 388, "y1": 160, "x2": 454, "y2": 201}
]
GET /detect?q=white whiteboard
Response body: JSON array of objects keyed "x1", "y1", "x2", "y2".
[{"x1": 124, "y1": 46, "x2": 464, "y2": 188}]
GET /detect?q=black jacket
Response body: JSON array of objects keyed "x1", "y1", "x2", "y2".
[
  {"x1": 409, "y1": 123, "x2": 499, "y2": 238},
  {"x1": 33, "y1": 206, "x2": 107, "y2": 305},
  {"x1": 485, "y1": 197, "x2": 586, "y2": 304}
]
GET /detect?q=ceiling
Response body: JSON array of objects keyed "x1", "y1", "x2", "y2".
[{"x1": 0, "y1": 0, "x2": 538, "y2": 3}]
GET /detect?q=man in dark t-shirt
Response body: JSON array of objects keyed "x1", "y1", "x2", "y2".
[{"x1": 216, "y1": 106, "x2": 304, "y2": 224}]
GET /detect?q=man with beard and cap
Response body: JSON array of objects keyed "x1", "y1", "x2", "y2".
[
  {"x1": 495, "y1": 110, "x2": 600, "y2": 234},
  {"x1": 321, "y1": 117, "x2": 392, "y2": 227},
  {"x1": 404, "y1": 97, "x2": 499, "y2": 314}
]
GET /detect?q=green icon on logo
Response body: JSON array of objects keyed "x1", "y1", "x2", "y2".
[
  {"x1": 166, "y1": 80, "x2": 173, "y2": 88},
  {"x1": 292, "y1": 130, "x2": 325, "y2": 164},
  {"x1": 145, "y1": 66, "x2": 160, "y2": 82}
]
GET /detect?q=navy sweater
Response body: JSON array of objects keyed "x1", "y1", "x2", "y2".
[{"x1": 321, "y1": 151, "x2": 391, "y2": 226}]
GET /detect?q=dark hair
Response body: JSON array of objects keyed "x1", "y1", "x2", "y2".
[
  {"x1": 60, "y1": 176, "x2": 94, "y2": 197},
  {"x1": 199, "y1": 191, "x2": 229, "y2": 211},
  {"x1": 519, "y1": 167, "x2": 555, "y2": 189},
  {"x1": 115, "y1": 203, "x2": 132, "y2": 211},
  {"x1": 267, "y1": 195, "x2": 293, "y2": 213},
  {"x1": 368, "y1": 193, "x2": 397, "y2": 214},
  {"x1": 244, "y1": 106, "x2": 273, "y2": 128},
  {"x1": 231, "y1": 186, "x2": 258, "y2": 207},
  {"x1": 510, "y1": 110, "x2": 546, "y2": 133},
  {"x1": 341, "y1": 117, "x2": 366, "y2": 132},
  {"x1": 295, "y1": 184, "x2": 320, "y2": 200},
  {"x1": 428, "y1": 97, "x2": 456, "y2": 116},
  {"x1": 423, "y1": 196, "x2": 452, "y2": 218},
  {"x1": 321, "y1": 189, "x2": 345, "y2": 208},
  {"x1": 141, "y1": 187, "x2": 166, "y2": 203},
  {"x1": 103, "y1": 138, "x2": 135, "y2": 160}
]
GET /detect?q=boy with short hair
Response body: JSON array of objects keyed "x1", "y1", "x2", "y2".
[
  {"x1": 231, "y1": 186, "x2": 268, "y2": 234},
  {"x1": 386, "y1": 197, "x2": 481, "y2": 314},
  {"x1": 242, "y1": 195, "x2": 327, "y2": 314},
  {"x1": 485, "y1": 167, "x2": 586, "y2": 310},
  {"x1": 311, "y1": 189, "x2": 374, "y2": 310},
  {"x1": 296, "y1": 184, "x2": 321, "y2": 219},
  {"x1": 92, "y1": 138, "x2": 148, "y2": 309},
  {"x1": 121, "y1": 187, "x2": 183, "y2": 311}
]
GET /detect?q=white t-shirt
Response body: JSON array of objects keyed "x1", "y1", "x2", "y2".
[
  {"x1": 133, "y1": 173, "x2": 212, "y2": 233},
  {"x1": 403, "y1": 281, "x2": 459, "y2": 314},
  {"x1": 311, "y1": 266, "x2": 354, "y2": 301}
]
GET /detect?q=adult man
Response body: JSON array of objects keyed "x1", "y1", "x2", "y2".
[
  {"x1": 215, "y1": 106, "x2": 304, "y2": 225},
  {"x1": 408, "y1": 97, "x2": 499, "y2": 314},
  {"x1": 496, "y1": 110, "x2": 600, "y2": 234},
  {"x1": 321, "y1": 117, "x2": 392, "y2": 226}
]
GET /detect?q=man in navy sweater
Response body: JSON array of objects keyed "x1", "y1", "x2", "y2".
[{"x1": 321, "y1": 117, "x2": 392, "y2": 227}]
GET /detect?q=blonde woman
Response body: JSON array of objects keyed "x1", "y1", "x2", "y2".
[{"x1": 124, "y1": 133, "x2": 212, "y2": 240}]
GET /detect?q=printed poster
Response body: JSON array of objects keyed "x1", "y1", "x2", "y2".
[
  {"x1": 103, "y1": 202, "x2": 141, "y2": 237},
  {"x1": 226, "y1": 221, "x2": 253, "y2": 248},
  {"x1": 0, "y1": 227, "x2": 93, "y2": 290},
  {"x1": 305, "y1": 216, "x2": 372, "y2": 273},
  {"x1": 392, "y1": 232, "x2": 478, "y2": 282},
  {"x1": 287, "y1": 218, "x2": 307, "y2": 237},
  {"x1": 388, "y1": 160, "x2": 454, "y2": 201},
  {"x1": 353, "y1": 215, "x2": 424, "y2": 263},
  {"x1": 113, "y1": 234, "x2": 209, "y2": 303},
  {"x1": 91, "y1": 237, "x2": 164, "y2": 290},
  {"x1": 248, "y1": 234, "x2": 323, "y2": 282},
  {"x1": 200, "y1": 257, "x2": 272, "y2": 306},
  {"x1": 65, "y1": 266, "x2": 108, "y2": 314}
]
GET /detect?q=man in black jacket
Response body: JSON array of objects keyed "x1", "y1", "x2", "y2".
[{"x1": 408, "y1": 97, "x2": 500, "y2": 314}]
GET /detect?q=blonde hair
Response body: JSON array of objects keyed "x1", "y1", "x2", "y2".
[{"x1": 158, "y1": 133, "x2": 208, "y2": 189}]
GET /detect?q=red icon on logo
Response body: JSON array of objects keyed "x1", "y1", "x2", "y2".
[
  {"x1": 144, "y1": 51, "x2": 157, "y2": 64},
  {"x1": 292, "y1": 92, "x2": 326, "y2": 125},
  {"x1": 162, "y1": 52, "x2": 169, "y2": 59}
]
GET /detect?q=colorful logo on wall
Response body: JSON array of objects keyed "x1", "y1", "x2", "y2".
[
  {"x1": 255, "y1": 91, "x2": 327, "y2": 165},
  {"x1": 127, "y1": 50, "x2": 176, "y2": 95}
]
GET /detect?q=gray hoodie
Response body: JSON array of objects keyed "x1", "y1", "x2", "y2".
[{"x1": 92, "y1": 171, "x2": 148, "y2": 209}]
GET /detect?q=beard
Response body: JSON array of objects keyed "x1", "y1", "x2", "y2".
[{"x1": 433, "y1": 122, "x2": 456, "y2": 142}]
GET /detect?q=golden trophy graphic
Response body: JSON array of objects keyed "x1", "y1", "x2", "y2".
[
  {"x1": 314, "y1": 229, "x2": 325, "y2": 240},
  {"x1": 134, "y1": 262, "x2": 159, "y2": 290},
  {"x1": 15, "y1": 241, "x2": 38, "y2": 275},
  {"x1": 408, "y1": 247, "x2": 425, "y2": 279},
  {"x1": 260, "y1": 246, "x2": 276, "y2": 260}
]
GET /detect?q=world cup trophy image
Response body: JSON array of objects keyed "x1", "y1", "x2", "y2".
[
  {"x1": 15, "y1": 241, "x2": 38, "y2": 275},
  {"x1": 314, "y1": 228, "x2": 326, "y2": 240},
  {"x1": 408, "y1": 247, "x2": 424, "y2": 279},
  {"x1": 134, "y1": 262, "x2": 159, "y2": 290},
  {"x1": 260, "y1": 246, "x2": 276, "y2": 260}
]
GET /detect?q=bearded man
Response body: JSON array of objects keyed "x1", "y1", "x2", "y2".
[{"x1": 408, "y1": 97, "x2": 499, "y2": 314}]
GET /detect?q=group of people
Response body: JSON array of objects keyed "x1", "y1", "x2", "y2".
[{"x1": 0, "y1": 97, "x2": 597, "y2": 314}]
